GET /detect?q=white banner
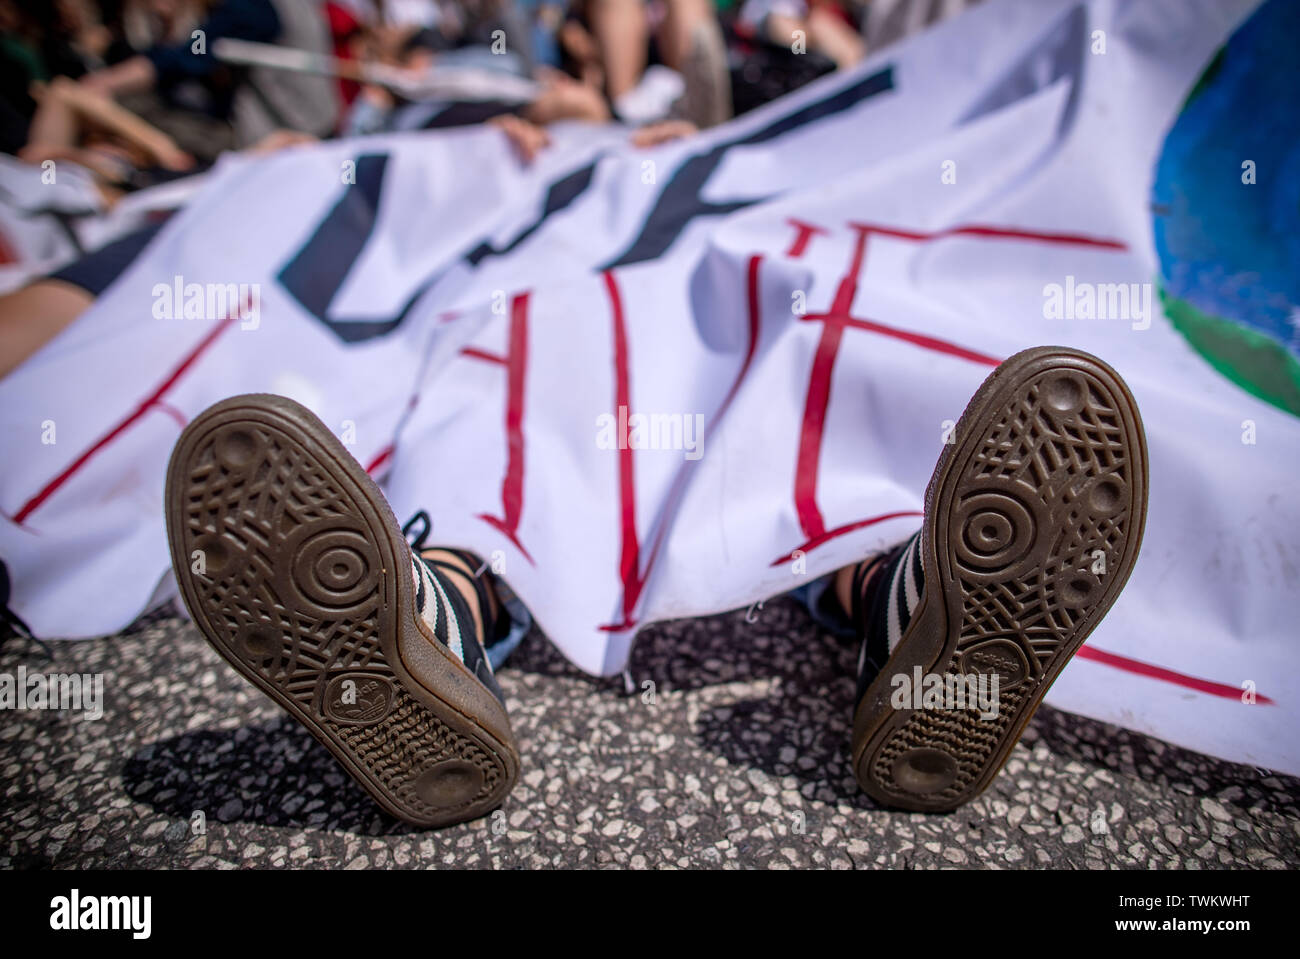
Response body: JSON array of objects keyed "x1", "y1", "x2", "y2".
[{"x1": 4, "y1": 0, "x2": 1297, "y2": 774}]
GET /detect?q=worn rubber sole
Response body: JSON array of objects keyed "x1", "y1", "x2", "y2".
[
  {"x1": 164, "y1": 394, "x2": 519, "y2": 828},
  {"x1": 851, "y1": 346, "x2": 1148, "y2": 812}
]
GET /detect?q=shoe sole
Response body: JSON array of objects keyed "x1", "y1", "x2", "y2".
[
  {"x1": 164, "y1": 394, "x2": 519, "y2": 828},
  {"x1": 851, "y1": 346, "x2": 1148, "y2": 811}
]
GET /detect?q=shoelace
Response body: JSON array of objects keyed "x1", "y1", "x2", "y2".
[{"x1": 402, "y1": 510, "x2": 433, "y2": 552}]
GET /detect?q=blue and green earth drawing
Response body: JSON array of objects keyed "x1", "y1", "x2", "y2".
[{"x1": 1151, "y1": 0, "x2": 1299, "y2": 417}]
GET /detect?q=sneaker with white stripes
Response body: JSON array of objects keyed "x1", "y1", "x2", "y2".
[
  {"x1": 165, "y1": 394, "x2": 519, "y2": 828},
  {"x1": 849, "y1": 346, "x2": 1149, "y2": 811}
]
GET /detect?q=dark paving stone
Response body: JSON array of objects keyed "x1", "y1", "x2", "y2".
[{"x1": 2, "y1": 599, "x2": 1297, "y2": 869}]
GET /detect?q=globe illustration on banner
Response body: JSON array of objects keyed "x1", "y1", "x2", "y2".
[{"x1": 1151, "y1": 0, "x2": 1300, "y2": 418}]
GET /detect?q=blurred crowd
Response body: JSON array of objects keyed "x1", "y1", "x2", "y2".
[{"x1": 0, "y1": 0, "x2": 975, "y2": 194}]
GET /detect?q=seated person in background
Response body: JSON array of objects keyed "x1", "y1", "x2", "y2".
[
  {"x1": 79, "y1": 0, "x2": 338, "y2": 159},
  {"x1": 19, "y1": 73, "x2": 196, "y2": 203},
  {"x1": 735, "y1": 0, "x2": 865, "y2": 70}
]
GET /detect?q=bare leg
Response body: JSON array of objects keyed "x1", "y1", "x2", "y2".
[
  {"x1": 656, "y1": 0, "x2": 715, "y2": 69},
  {"x1": 587, "y1": 0, "x2": 650, "y2": 101},
  {"x1": 32, "y1": 76, "x2": 192, "y2": 170},
  {"x1": 419, "y1": 548, "x2": 502, "y2": 641},
  {"x1": 764, "y1": 13, "x2": 804, "y2": 51},
  {"x1": 21, "y1": 79, "x2": 82, "y2": 159},
  {"x1": 657, "y1": 0, "x2": 731, "y2": 127},
  {"x1": 0, "y1": 280, "x2": 93, "y2": 381},
  {"x1": 766, "y1": 10, "x2": 866, "y2": 68},
  {"x1": 806, "y1": 6, "x2": 866, "y2": 69},
  {"x1": 833, "y1": 550, "x2": 890, "y2": 621}
]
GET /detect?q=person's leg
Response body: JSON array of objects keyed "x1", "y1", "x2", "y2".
[
  {"x1": 828, "y1": 346, "x2": 1148, "y2": 811},
  {"x1": 0, "y1": 221, "x2": 166, "y2": 381},
  {"x1": 805, "y1": 5, "x2": 865, "y2": 69},
  {"x1": 656, "y1": 0, "x2": 732, "y2": 128},
  {"x1": 0, "y1": 280, "x2": 93, "y2": 381},
  {"x1": 491, "y1": 113, "x2": 553, "y2": 163},
  {"x1": 19, "y1": 77, "x2": 82, "y2": 159},
  {"x1": 420, "y1": 550, "x2": 496, "y2": 641},
  {"x1": 27, "y1": 76, "x2": 195, "y2": 171},
  {"x1": 586, "y1": 0, "x2": 650, "y2": 101},
  {"x1": 655, "y1": 0, "x2": 713, "y2": 69},
  {"x1": 832, "y1": 547, "x2": 891, "y2": 633},
  {"x1": 762, "y1": 12, "x2": 805, "y2": 49},
  {"x1": 165, "y1": 395, "x2": 521, "y2": 827}
]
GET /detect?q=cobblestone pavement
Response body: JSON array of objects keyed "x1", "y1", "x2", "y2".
[{"x1": 3, "y1": 599, "x2": 1297, "y2": 869}]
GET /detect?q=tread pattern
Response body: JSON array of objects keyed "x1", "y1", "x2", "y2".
[
  {"x1": 869, "y1": 365, "x2": 1140, "y2": 805},
  {"x1": 174, "y1": 419, "x2": 505, "y2": 822}
]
